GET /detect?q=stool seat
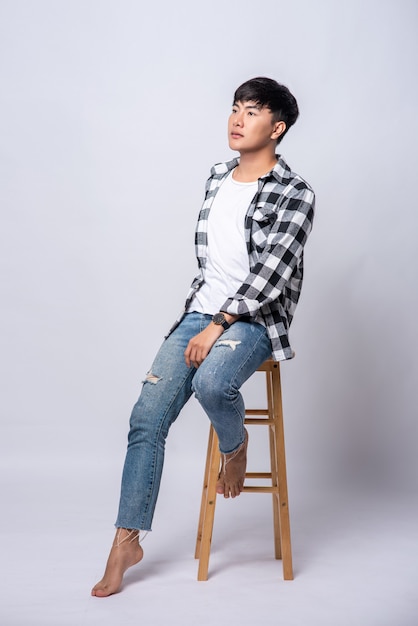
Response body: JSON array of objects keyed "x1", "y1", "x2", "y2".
[{"x1": 195, "y1": 359, "x2": 293, "y2": 581}]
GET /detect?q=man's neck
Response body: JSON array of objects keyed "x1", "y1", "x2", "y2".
[{"x1": 232, "y1": 152, "x2": 278, "y2": 183}]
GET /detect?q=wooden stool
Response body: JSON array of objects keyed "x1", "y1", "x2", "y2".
[{"x1": 195, "y1": 359, "x2": 293, "y2": 581}]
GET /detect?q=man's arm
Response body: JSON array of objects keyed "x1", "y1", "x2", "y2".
[{"x1": 221, "y1": 185, "x2": 315, "y2": 318}]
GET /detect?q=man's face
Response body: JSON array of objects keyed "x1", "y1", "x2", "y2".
[{"x1": 228, "y1": 100, "x2": 282, "y2": 154}]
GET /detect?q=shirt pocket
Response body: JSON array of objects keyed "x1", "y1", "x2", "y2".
[
  {"x1": 252, "y1": 205, "x2": 277, "y2": 225},
  {"x1": 251, "y1": 206, "x2": 277, "y2": 252}
]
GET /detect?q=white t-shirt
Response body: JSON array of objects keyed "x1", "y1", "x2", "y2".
[{"x1": 189, "y1": 170, "x2": 258, "y2": 315}]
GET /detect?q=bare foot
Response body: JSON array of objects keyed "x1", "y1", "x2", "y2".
[
  {"x1": 91, "y1": 528, "x2": 144, "y2": 597},
  {"x1": 216, "y1": 429, "x2": 248, "y2": 498}
]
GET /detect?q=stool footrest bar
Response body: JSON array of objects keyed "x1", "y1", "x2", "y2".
[
  {"x1": 245, "y1": 472, "x2": 273, "y2": 479},
  {"x1": 244, "y1": 418, "x2": 274, "y2": 425}
]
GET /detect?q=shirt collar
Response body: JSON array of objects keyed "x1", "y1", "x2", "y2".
[{"x1": 210, "y1": 155, "x2": 292, "y2": 184}]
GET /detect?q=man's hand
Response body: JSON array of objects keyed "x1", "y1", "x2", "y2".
[{"x1": 184, "y1": 323, "x2": 224, "y2": 368}]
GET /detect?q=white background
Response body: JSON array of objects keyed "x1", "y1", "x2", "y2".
[{"x1": 1, "y1": 1, "x2": 417, "y2": 625}]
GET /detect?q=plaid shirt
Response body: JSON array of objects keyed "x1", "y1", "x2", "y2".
[{"x1": 169, "y1": 155, "x2": 315, "y2": 361}]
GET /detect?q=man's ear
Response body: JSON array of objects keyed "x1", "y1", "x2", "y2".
[{"x1": 271, "y1": 120, "x2": 286, "y2": 140}]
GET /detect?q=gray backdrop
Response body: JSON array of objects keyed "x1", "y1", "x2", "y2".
[{"x1": 1, "y1": 0, "x2": 417, "y2": 508}]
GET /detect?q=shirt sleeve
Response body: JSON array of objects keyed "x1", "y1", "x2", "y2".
[{"x1": 220, "y1": 182, "x2": 315, "y2": 316}]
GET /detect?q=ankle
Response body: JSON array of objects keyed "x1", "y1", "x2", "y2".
[
  {"x1": 113, "y1": 528, "x2": 149, "y2": 548},
  {"x1": 113, "y1": 528, "x2": 139, "y2": 548}
]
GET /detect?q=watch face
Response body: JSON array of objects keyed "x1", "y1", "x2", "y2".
[{"x1": 212, "y1": 313, "x2": 224, "y2": 325}]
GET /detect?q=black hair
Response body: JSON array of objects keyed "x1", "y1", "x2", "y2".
[{"x1": 233, "y1": 77, "x2": 299, "y2": 144}]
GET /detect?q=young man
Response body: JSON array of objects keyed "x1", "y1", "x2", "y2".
[{"x1": 92, "y1": 77, "x2": 315, "y2": 597}]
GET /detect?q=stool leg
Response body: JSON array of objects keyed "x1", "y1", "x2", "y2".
[
  {"x1": 265, "y1": 369, "x2": 282, "y2": 560},
  {"x1": 271, "y1": 364, "x2": 293, "y2": 580},
  {"x1": 195, "y1": 424, "x2": 215, "y2": 558},
  {"x1": 197, "y1": 426, "x2": 221, "y2": 581},
  {"x1": 269, "y1": 423, "x2": 282, "y2": 559}
]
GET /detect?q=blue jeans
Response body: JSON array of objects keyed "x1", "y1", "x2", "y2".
[{"x1": 115, "y1": 312, "x2": 272, "y2": 531}]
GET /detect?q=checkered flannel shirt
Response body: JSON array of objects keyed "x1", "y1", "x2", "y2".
[{"x1": 169, "y1": 155, "x2": 315, "y2": 361}]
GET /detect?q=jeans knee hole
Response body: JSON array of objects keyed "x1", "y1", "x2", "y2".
[
  {"x1": 144, "y1": 371, "x2": 161, "y2": 385},
  {"x1": 216, "y1": 340, "x2": 241, "y2": 351}
]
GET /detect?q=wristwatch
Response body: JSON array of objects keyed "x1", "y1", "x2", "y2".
[{"x1": 212, "y1": 312, "x2": 230, "y2": 330}]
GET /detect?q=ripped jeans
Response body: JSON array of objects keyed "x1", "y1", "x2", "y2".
[{"x1": 115, "y1": 312, "x2": 272, "y2": 531}]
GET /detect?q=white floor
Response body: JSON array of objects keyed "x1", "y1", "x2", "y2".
[{"x1": 2, "y1": 459, "x2": 417, "y2": 626}]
